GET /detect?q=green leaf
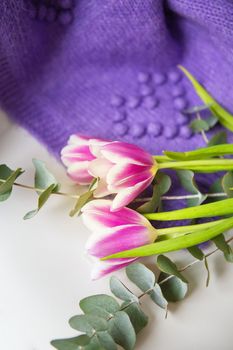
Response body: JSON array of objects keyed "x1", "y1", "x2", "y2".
[
  {"x1": 187, "y1": 245, "x2": 204, "y2": 260},
  {"x1": 148, "y1": 284, "x2": 168, "y2": 309},
  {"x1": 126, "y1": 263, "x2": 155, "y2": 291},
  {"x1": 23, "y1": 183, "x2": 56, "y2": 219},
  {"x1": 80, "y1": 294, "x2": 120, "y2": 318},
  {"x1": 206, "y1": 114, "x2": 218, "y2": 128},
  {"x1": 121, "y1": 302, "x2": 148, "y2": 334},
  {"x1": 222, "y1": 172, "x2": 233, "y2": 198},
  {"x1": 102, "y1": 216, "x2": 233, "y2": 259},
  {"x1": 110, "y1": 276, "x2": 138, "y2": 302},
  {"x1": 157, "y1": 255, "x2": 188, "y2": 283},
  {"x1": 51, "y1": 335, "x2": 91, "y2": 350},
  {"x1": 179, "y1": 66, "x2": 233, "y2": 131},
  {"x1": 158, "y1": 272, "x2": 188, "y2": 302},
  {"x1": 108, "y1": 311, "x2": 136, "y2": 350},
  {"x1": 33, "y1": 159, "x2": 59, "y2": 192},
  {"x1": 207, "y1": 131, "x2": 227, "y2": 146},
  {"x1": 212, "y1": 234, "x2": 233, "y2": 263},
  {"x1": 96, "y1": 331, "x2": 117, "y2": 350},
  {"x1": 164, "y1": 144, "x2": 233, "y2": 161},
  {"x1": 69, "y1": 315, "x2": 108, "y2": 337},
  {"x1": 0, "y1": 165, "x2": 23, "y2": 201},
  {"x1": 190, "y1": 119, "x2": 209, "y2": 133},
  {"x1": 137, "y1": 172, "x2": 171, "y2": 213},
  {"x1": 70, "y1": 191, "x2": 94, "y2": 217},
  {"x1": 183, "y1": 104, "x2": 213, "y2": 115},
  {"x1": 176, "y1": 170, "x2": 207, "y2": 207}
]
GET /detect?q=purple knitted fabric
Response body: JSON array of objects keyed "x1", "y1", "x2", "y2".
[{"x1": 1, "y1": 0, "x2": 233, "y2": 158}]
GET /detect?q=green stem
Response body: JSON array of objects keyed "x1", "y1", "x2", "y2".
[
  {"x1": 157, "y1": 158, "x2": 233, "y2": 172},
  {"x1": 144, "y1": 198, "x2": 233, "y2": 221}
]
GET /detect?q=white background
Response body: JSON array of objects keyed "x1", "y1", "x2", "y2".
[{"x1": 0, "y1": 111, "x2": 233, "y2": 350}]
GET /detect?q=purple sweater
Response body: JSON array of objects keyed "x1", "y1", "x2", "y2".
[{"x1": 1, "y1": 0, "x2": 233, "y2": 158}]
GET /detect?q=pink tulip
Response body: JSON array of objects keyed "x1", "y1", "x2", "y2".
[
  {"x1": 82, "y1": 199, "x2": 157, "y2": 279},
  {"x1": 90, "y1": 141, "x2": 157, "y2": 211},
  {"x1": 60, "y1": 135, "x2": 108, "y2": 185},
  {"x1": 61, "y1": 135, "x2": 157, "y2": 211}
]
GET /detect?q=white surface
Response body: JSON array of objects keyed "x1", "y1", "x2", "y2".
[{"x1": 0, "y1": 112, "x2": 233, "y2": 350}]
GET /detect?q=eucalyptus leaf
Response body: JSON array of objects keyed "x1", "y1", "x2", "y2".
[
  {"x1": 157, "y1": 255, "x2": 188, "y2": 283},
  {"x1": 0, "y1": 165, "x2": 23, "y2": 201},
  {"x1": 69, "y1": 315, "x2": 108, "y2": 337},
  {"x1": 108, "y1": 311, "x2": 136, "y2": 350},
  {"x1": 33, "y1": 159, "x2": 59, "y2": 192},
  {"x1": 23, "y1": 183, "x2": 56, "y2": 220},
  {"x1": 51, "y1": 335, "x2": 91, "y2": 350},
  {"x1": 190, "y1": 119, "x2": 209, "y2": 133},
  {"x1": 148, "y1": 284, "x2": 168, "y2": 309},
  {"x1": 121, "y1": 302, "x2": 148, "y2": 334},
  {"x1": 187, "y1": 245, "x2": 204, "y2": 260},
  {"x1": 222, "y1": 172, "x2": 233, "y2": 198},
  {"x1": 110, "y1": 276, "x2": 138, "y2": 302},
  {"x1": 183, "y1": 104, "x2": 213, "y2": 115},
  {"x1": 126, "y1": 263, "x2": 155, "y2": 291},
  {"x1": 96, "y1": 331, "x2": 117, "y2": 350},
  {"x1": 137, "y1": 172, "x2": 171, "y2": 213},
  {"x1": 158, "y1": 272, "x2": 188, "y2": 302},
  {"x1": 179, "y1": 66, "x2": 233, "y2": 131},
  {"x1": 70, "y1": 191, "x2": 94, "y2": 217},
  {"x1": 80, "y1": 294, "x2": 120, "y2": 318},
  {"x1": 176, "y1": 170, "x2": 207, "y2": 207},
  {"x1": 212, "y1": 234, "x2": 233, "y2": 263},
  {"x1": 206, "y1": 114, "x2": 218, "y2": 128},
  {"x1": 207, "y1": 131, "x2": 227, "y2": 146}
]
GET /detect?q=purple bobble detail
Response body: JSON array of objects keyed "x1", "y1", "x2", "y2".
[
  {"x1": 130, "y1": 123, "x2": 146, "y2": 138},
  {"x1": 144, "y1": 96, "x2": 159, "y2": 109},
  {"x1": 153, "y1": 73, "x2": 166, "y2": 85},
  {"x1": 147, "y1": 122, "x2": 163, "y2": 136},
  {"x1": 46, "y1": 7, "x2": 57, "y2": 22},
  {"x1": 176, "y1": 113, "x2": 189, "y2": 126},
  {"x1": 38, "y1": 4, "x2": 47, "y2": 21},
  {"x1": 168, "y1": 70, "x2": 182, "y2": 84},
  {"x1": 58, "y1": 0, "x2": 74, "y2": 9},
  {"x1": 58, "y1": 10, "x2": 74, "y2": 25},
  {"x1": 110, "y1": 94, "x2": 125, "y2": 108},
  {"x1": 180, "y1": 126, "x2": 193, "y2": 139},
  {"x1": 171, "y1": 85, "x2": 186, "y2": 97},
  {"x1": 140, "y1": 85, "x2": 154, "y2": 97},
  {"x1": 164, "y1": 126, "x2": 178, "y2": 139},
  {"x1": 137, "y1": 72, "x2": 150, "y2": 84},
  {"x1": 114, "y1": 123, "x2": 129, "y2": 136},
  {"x1": 173, "y1": 97, "x2": 188, "y2": 111},
  {"x1": 127, "y1": 96, "x2": 141, "y2": 109},
  {"x1": 112, "y1": 111, "x2": 127, "y2": 122}
]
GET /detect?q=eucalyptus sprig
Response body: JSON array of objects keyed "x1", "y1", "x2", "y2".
[{"x1": 51, "y1": 235, "x2": 233, "y2": 350}]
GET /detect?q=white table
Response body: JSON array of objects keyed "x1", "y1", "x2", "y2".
[{"x1": 0, "y1": 112, "x2": 233, "y2": 350}]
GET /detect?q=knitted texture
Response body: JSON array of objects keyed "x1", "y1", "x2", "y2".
[{"x1": 1, "y1": 0, "x2": 233, "y2": 158}]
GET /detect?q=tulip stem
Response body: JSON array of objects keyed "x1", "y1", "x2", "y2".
[
  {"x1": 157, "y1": 158, "x2": 233, "y2": 172},
  {"x1": 134, "y1": 192, "x2": 226, "y2": 202}
]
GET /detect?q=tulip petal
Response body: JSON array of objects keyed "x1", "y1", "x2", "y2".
[
  {"x1": 111, "y1": 177, "x2": 153, "y2": 211},
  {"x1": 82, "y1": 199, "x2": 148, "y2": 232},
  {"x1": 91, "y1": 258, "x2": 137, "y2": 280},
  {"x1": 86, "y1": 224, "x2": 153, "y2": 258},
  {"x1": 93, "y1": 179, "x2": 112, "y2": 198},
  {"x1": 61, "y1": 145, "x2": 95, "y2": 167},
  {"x1": 101, "y1": 142, "x2": 154, "y2": 166},
  {"x1": 89, "y1": 138, "x2": 110, "y2": 158},
  {"x1": 67, "y1": 161, "x2": 94, "y2": 185},
  {"x1": 68, "y1": 134, "x2": 92, "y2": 145},
  {"x1": 88, "y1": 158, "x2": 113, "y2": 178},
  {"x1": 107, "y1": 163, "x2": 153, "y2": 191}
]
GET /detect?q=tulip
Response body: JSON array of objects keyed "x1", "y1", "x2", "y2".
[
  {"x1": 89, "y1": 140, "x2": 157, "y2": 211},
  {"x1": 82, "y1": 199, "x2": 157, "y2": 279},
  {"x1": 61, "y1": 135, "x2": 157, "y2": 211},
  {"x1": 60, "y1": 134, "x2": 108, "y2": 185}
]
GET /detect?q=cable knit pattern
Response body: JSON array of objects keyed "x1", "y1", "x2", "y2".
[{"x1": 0, "y1": 0, "x2": 233, "y2": 157}]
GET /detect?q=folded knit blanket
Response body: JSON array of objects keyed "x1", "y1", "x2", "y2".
[{"x1": 1, "y1": 0, "x2": 233, "y2": 158}]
